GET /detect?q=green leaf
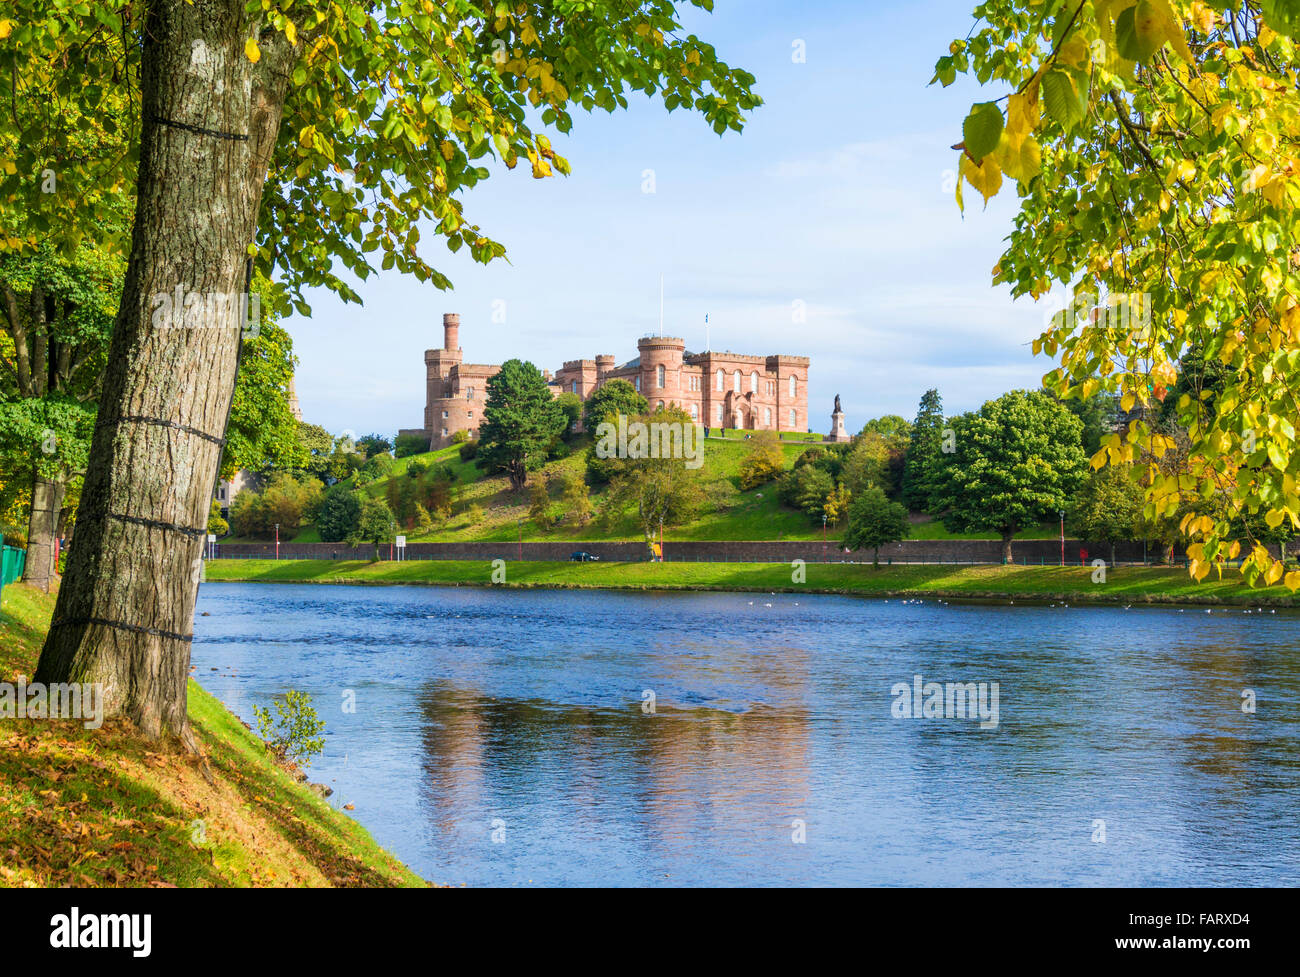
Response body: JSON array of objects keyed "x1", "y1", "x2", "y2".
[
  {"x1": 963, "y1": 101, "x2": 1005, "y2": 160},
  {"x1": 1042, "y1": 67, "x2": 1087, "y2": 130}
]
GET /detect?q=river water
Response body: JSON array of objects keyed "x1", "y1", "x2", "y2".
[{"x1": 191, "y1": 583, "x2": 1300, "y2": 886}]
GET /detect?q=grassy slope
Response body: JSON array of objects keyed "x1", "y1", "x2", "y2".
[
  {"x1": 0, "y1": 584, "x2": 425, "y2": 888},
  {"x1": 244, "y1": 437, "x2": 1057, "y2": 545},
  {"x1": 204, "y1": 559, "x2": 1298, "y2": 606}
]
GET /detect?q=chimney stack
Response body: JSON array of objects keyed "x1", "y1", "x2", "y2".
[{"x1": 443, "y1": 312, "x2": 460, "y2": 352}]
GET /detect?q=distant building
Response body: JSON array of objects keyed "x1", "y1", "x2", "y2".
[{"x1": 400, "y1": 313, "x2": 811, "y2": 451}]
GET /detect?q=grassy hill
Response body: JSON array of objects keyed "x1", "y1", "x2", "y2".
[
  {"x1": 242, "y1": 435, "x2": 1059, "y2": 545},
  {"x1": 0, "y1": 584, "x2": 425, "y2": 887}
]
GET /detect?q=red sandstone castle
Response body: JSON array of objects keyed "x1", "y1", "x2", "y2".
[{"x1": 400, "y1": 313, "x2": 812, "y2": 451}]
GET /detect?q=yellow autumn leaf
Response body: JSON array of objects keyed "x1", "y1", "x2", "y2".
[
  {"x1": 0, "y1": 20, "x2": 12, "y2": 39},
  {"x1": 960, "y1": 153, "x2": 1002, "y2": 204},
  {"x1": 245, "y1": 36, "x2": 261, "y2": 63},
  {"x1": 285, "y1": 20, "x2": 297, "y2": 45}
]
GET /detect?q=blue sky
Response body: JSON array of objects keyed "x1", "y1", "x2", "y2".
[{"x1": 291, "y1": 0, "x2": 1056, "y2": 438}]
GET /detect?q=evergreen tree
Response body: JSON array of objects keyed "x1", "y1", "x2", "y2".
[
  {"x1": 843, "y1": 486, "x2": 911, "y2": 566},
  {"x1": 477, "y1": 360, "x2": 566, "y2": 491},
  {"x1": 900, "y1": 389, "x2": 945, "y2": 512}
]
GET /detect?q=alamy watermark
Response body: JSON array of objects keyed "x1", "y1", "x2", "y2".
[
  {"x1": 149, "y1": 285, "x2": 261, "y2": 337},
  {"x1": 594, "y1": 414, "x2": 704, "y2": 470},
  {"x1": 1, "y1": 677, "x2": 104, "y2": 729},
  {"x1": 891, "y1": 673, "x2": 999, "y2": 729}
]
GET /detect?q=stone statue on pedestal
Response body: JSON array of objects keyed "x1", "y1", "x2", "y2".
[{"x1": 827, "y1": 395, "x2": 849, "y2": 442}]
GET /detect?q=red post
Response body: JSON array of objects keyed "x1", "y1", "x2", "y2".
[{"x1": 518, "y1": 520, "x2": 523, "y2": 562}]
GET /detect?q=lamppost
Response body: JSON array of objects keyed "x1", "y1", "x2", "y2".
[
  {"x1": 1059, "y1": 510, "x2": 1065, "y2": 567},
  {"x1": 275, "y1": 523, "x2": 280, "y2": 561},
  {"x1": 822, "y1": 513, "x2": 827, "y2": 562}
]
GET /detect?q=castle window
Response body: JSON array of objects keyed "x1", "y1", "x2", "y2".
[
  {"x1": 690, "y1": 403, "x2": 698, "y2": 420},
  {"x1": 657, "y1": 364, "x2": 665, "y2": 388},
  {"x1": 442, "y1": 428, "x2": 448, "y2": 437},
  {"x1": 732, "y1": 370, "x2": 741, "y2": 393},
  {"x1": 635, "y1": 375, "x2": 641, "y2": 392},
  {"x1": 468, "y1": 411, "x2": 473, "y2": 419},
  {"x1": 657, "y1": 400, "x2": 665, "y2": 410},
  {"x1": 442, "y1": 410, "x2": 449, "y2": 419},
  {"x1": 789, "y1": 374, "x2": 797, "y2": 397},
  {"x1": 716, "y1": 404, "x2": 724, "y2": 423},
  {"x1": 571, "y1": 380, "x2": 578, "y2": 394},
  {"x1": 764, "y1": 408, "x2": 772, "y2": 425},
  {"x1": 750, "y1": 371, "x2": 758, "y2": 393},
  {"x1": 789, "y1": 408, "x2": 796, "y2": 427},
  {"x1": 716, "y1": 369, "x2": 724, "y2": 392},
  {"x1": 467, "y1": 387, "x2": 474, "y2": 399}
]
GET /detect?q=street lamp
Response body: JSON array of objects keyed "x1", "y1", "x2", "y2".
[
  {"x1": 822, "y1": 513, "x2": 827, "y2": 562},
  {"x1": 275, "y1": 523, "x2": 280, "y2": 561},
  {"x1": 1059, "y1": 510, "x2": 1065, "y2": 567}
]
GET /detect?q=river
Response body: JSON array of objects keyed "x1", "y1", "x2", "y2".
[{"x1": 192, "y1": 583, "x2": 1300, "y2": 886}]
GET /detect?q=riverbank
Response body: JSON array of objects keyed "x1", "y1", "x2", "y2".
[
  {"x1": 0, "y1": 583, "x2": 426, "y2": 887},
  {"x1": 204, "y1": 559, "x2": 1298, "y2": 607}
]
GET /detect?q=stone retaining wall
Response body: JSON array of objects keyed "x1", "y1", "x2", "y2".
[{"x1": 212, "y1": 537, "x2": 1193, "y2": 564}]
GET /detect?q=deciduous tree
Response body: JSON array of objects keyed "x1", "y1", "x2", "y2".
[
  {"x1": 939, "y1": 0, "x2": 1300, "y2": 588},
  {"x1": 932, "y1": 390, "x2": 1087, "y2": 562}
]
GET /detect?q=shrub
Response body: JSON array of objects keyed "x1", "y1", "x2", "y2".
[
  {"x1": 738, "y1": 431, "x2": 785, "y2": 490},
  {"x1": 530, "y1": 477, "x2": 554, "y2": 531},
  {"x1": 406, "y1": 458, "x2": 429, "y2": 478},
  {"x1": 207, "y1": 499, "x2": 229, "y2": 537},
  {"x1": 360, "y1": 453, "x2": 393, "y2": 478},
  {"x1": 394, "y1": 431, "x2": 429, "y2": 458},
  {"x1": 317, "y1": 486, "x2": 362, "y2": 542},
  {"x1": 778, "y1": 464, "x2": 835, "y2": 520},
  {"x1": 253, "y1": 690, "x2": 326, "y2": 768},
  {"x1": 464, "y1": 503, "x2": 485, "y2": 526},
  {"x1": 450, "y1": 429, "x2": 471, "y2": 444},
  {"x1": 458, "y1": 439, "x2": 478, "y2": 462},
  {"x1": 414, "y1": 503, "x2": 435, "y2": 534}
]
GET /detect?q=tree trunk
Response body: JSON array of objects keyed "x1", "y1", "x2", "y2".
[
  {"x1": 1110, "y1": 541, "x2": 1116, "y2": 567},
  {"x1": 1001, "y1": 531, "x2": 1014, "y2": 564},
  {"x1": 34, "y1": 1, "x2": 295, "y2": 740},
  {"x1": 22, "y1": 475, "x2": 66, "y2": 592}
]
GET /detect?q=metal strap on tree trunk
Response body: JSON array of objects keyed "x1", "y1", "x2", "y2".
[
  {"x1": 50, "y1": 616, "x2": 193, "y2": 643},
  {"x1": 100, "y1": 414, "x2": 228, "y2": 447},
  {"x1": 106, "y1": 512, "x2": 208, "y2": 540},
  {"x1": 147, "y1": 114, "x2": 249, "y2": 142}
]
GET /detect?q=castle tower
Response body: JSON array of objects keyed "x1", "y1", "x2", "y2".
[
  {"x1": 286, "y1": 377, "x2": 303, "y2": 422},
  {"x1": 443, "y1": 312, "x2": 460, "y2": 353},
  {"x1": 637, "y1": 335, "x2": 685, "y2": 409}
]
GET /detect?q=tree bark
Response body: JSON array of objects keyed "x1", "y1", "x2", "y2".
[
  {"x1": 34, "y1": 1, "x2": 295, "y2": 741},
  {"x1": 22, "y1": 475, "x2": 65, "y2": 592},
  {"x1": 1001, "y1": 531, "x2": 1014, "y2": 564}
]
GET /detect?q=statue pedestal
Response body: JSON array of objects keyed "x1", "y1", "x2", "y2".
[{"x1": 827, "y1": 410, "x2": 850, "y2": 443}]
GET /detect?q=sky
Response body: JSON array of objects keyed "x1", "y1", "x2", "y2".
[{"x1": 290, "y1": 0, "x2": 1059, "y2": 439}]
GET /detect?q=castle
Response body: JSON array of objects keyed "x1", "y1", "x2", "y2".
[{"x1": 399, "y1": 313, "x2": 812, "y2": 451}]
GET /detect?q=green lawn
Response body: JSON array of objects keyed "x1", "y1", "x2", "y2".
[
  {"x1": 204, "y1": 559, "x2": 1298, "y2": 607},
  {"x1": 0, "y1": 583, "x2": 426, "y2": 888}
]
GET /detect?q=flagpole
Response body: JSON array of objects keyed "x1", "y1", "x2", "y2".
[{"x1": 659, "y1": 273, "x2": 664, "y2": 336}]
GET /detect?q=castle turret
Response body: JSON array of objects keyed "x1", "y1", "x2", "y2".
[
  {"x1": 637, "y1": 336, "x2": 685, "y2": 407},
  {"x1": 443, "y1": 312, "x2": 460, "y2": 352}
]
